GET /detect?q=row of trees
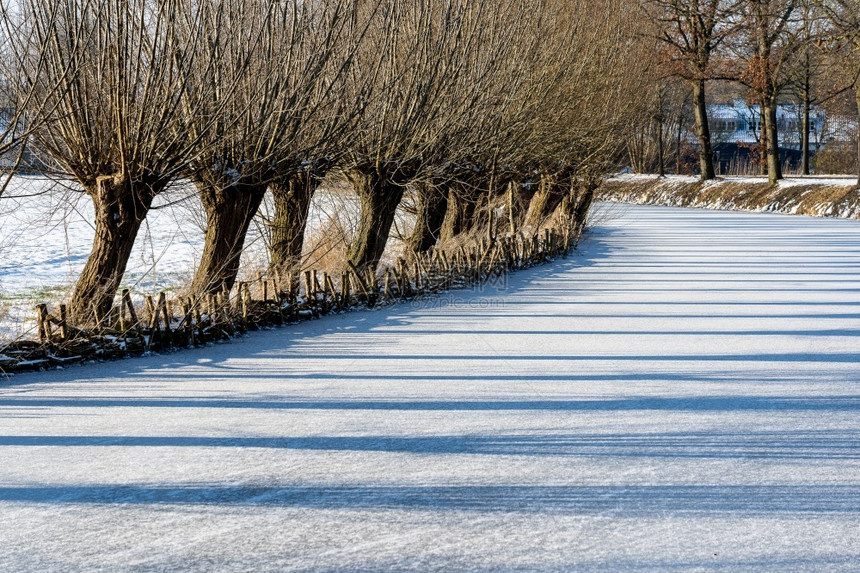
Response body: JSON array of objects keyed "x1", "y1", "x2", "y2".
[
  {"x1": 637, "y1": 0, "x2": 860, "y2": 184},
  {"x1": 0, "y1": 0, "x2": 645, "y2": 325}
]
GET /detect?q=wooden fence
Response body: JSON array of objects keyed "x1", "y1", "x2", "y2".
[{"x1": 0, "y1": 226, "x2": 579, "y2": 374}]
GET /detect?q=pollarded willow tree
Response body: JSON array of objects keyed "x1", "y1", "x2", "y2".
[
  {"x1": 394, "y1": 0, "x2": 645, "y2": 255},
  {"x1": 5, "y1": 0, "x2": 653, "y2": 325},
  {"x1": 184, "y1": 0, "x2": 370, "y2": 297},
  {"x1": 16, "y1": 0, "x2": 224, "y2": 322},
  {"x1": 444, "y1": 0, "x2": 646, "y2": 238},
  {"x1": 342, "y1": 0, "x2": 502, "y2": 272},
  {"x1": 403, "y1": 0, "x2": 533, "y2": 253},
  {"x1": 402, "y1": 0, "x2": 524, "y2": 253},
  {"x1": 517, "y1": 0, "x2": 648, "y2": 232}
]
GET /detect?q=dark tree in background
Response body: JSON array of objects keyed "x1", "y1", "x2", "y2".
[{"x1": 645, "y1": 0, "x2": 741, "y2": 180}]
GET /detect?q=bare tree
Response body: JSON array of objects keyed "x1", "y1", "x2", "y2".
[
  {"x1": 644, "y1": 0, "x2": 740, "y2": 181},
  {"x1": 16, "y1": 0, "x2": 224, "y2": 322},
  {"x1": 343, "y1": 0, "x2": 498, "y2": 272},
  {"x1": 737, "y1": 0, "x2": 804, "y2": 184},
  {"x1": 0, "y1": 1, "x2": 66, "y2": 197},
  {"x1": 785, "y1": 0, "x2": 835, "y2": 174},
  {"x1": 265, "y1": 2, "x2": 377, "y2": 281},
  {"x1": 626, "y1": 67, "x2": 692, "y2": 176},
  {"x1": 517, "y1": 0, "x2": 649, "y2": 232},
  {"x1": 185, "y1": 0, "x2": 366, "y2": 297},
  {"x1": 818, "y1": 0, "x2": 860, "y2": 184},
  {"x1": 427, "y1": 0, "x2": 647, "y2": 241},
  {"x1": 405, "y1": 0, "x2": 532, "y2": 252}
]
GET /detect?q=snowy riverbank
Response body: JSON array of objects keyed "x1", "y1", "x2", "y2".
[{"x1": 600, "y1": 173, "x2": 860, "y2": 218}]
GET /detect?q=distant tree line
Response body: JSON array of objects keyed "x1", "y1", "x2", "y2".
[
  {"x1": 0, "y1": 0, "x2": 645, "y2": 324},
  {"x1": 634, "y1": 0, "x2": 860, "y2": 184}
]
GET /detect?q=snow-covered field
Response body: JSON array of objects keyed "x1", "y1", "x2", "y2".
[
  {"x1": 0, "y1": 203, "x2": 857, "y2": 571},
  {"x1": 0, "y1": 176, "x2": 368, "y2": 341}
]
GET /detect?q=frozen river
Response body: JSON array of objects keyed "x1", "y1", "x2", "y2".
[{"x1": 0, "y1": 203, "x2": 858, "y2": 571}]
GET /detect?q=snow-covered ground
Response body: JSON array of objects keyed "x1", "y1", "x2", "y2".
[
  {"x1": 1, "y1": 203, "x2": 858, "y2": 571},
  {"x1": 605, "y1": 174, "x2": 860, "y2": 219},
  {"x1": 612, "y1": 173, "x2": 858, "y2": 188},
  {"x1": 0, "y1": 176, "x2": 371, "y2": 341}
]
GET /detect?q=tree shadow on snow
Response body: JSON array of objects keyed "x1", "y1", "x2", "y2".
[
  {"x1": 0, "y1": 483, "x2": 856, "y2": 516},
  {"x1": 0, "y1": 429, "x2": 857, "y2": 461}
]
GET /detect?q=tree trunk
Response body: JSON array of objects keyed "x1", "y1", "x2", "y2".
[
  {"x1": 802, "y1": 79, "x2": 811, "y2": 176},
  {"x1": 676, "y1": 109, "x2": 684, "y2": 175},
  {"x1": 70, "y1": 177, "x2": 160, "y2": 323},
  {"x1": 691, "y1": 78, "x2": 716, "y2": 181},
  {"x1": 507, "y1": 179, "x2": 535, "y2": 234},
  {"x1": 758, "y1": 104, "x2": 767, "y2": 176},
  {"x1": 523, "y1": 174, "x2": 550, "y2": 229},
  {"x1": 524, "y1": 173, "x2": 567, "y2": 229},
  {"x1": 346, "y1": 168, "x2": 406, "y2": 272},
  {"x1": 856, "y1": 88, "x2": 860, "y2": 188},
  {"x1": 572, "y1": 184, "x2": 596, "y2": 230},
  {"x1": 406, "y1": 181, "x2": 448, "y2": 253},
  {"x1": 440, "y1": 183, "x2": 478, "y2": 243},
  {"x1": 657, "y1": 111, "x2": 666, "y2": 177},
  {"x1": 440, "y1": 186, "x2": 476, "y2": 242},
  {"x1": 763, "y1": 97, "x2": 783, "y2": 184},
  {"x1": 467, "y1": 191, "x2": 497, "y2": 237},
  {"x1": 190, "y1": 180, "x2": 267, "y2": 297},
  {"x1": 268, "y1": 172, "x2": 319, "y2": 278}
]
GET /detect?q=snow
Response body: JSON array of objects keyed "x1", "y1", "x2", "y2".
[
  {"x1": 0, "y1": 203, "x2": 858, "y2": 570},
  {"x1": 0, "y1": 176, "x2": 364, "y2": 341},
  {"x1": 0, "y1": 178, "x2": 204, "y2": 295},
  {"x1": 609, "y1": 173, "x2": 857, "y2": 188},
  {"x1": 775, "y1": 176, "x2": 858, "y2": 188},
  {"x1": 604, "y1": 174, "x2": 860, "y2": 220},
  {"x1": 612, "y1": 173, "x2": 701, "y2": 184}
]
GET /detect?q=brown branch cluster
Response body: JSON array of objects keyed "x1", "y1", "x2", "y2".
[{"x1": 0, "y1": 0, "x2": 647, "y2": 326}]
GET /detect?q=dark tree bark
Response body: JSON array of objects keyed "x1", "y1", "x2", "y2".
[
  {"x1": 852, "y1": 99, "x2": 860, "y2": 189},
  {"x1": 268, "y1": 172, "x2": 320, "y2": 278},
  {"x1": 802, "y1": 89, "x2": 811, "y2": 176},
  {"x1": 440, "y1": 188, "x2": 469, "y2": 243},
  {"x1": 524, "y1": 173, "x2": 567, "y2": 229},
  {"x1": 800, "y1": 64, "x2": 813, "y2": 176},
  {"x1": 572, "y1": 184, "x2": 597, "y2": 229},
  {"x1": 763, "y1": 98, "x2": 783, "y2": 184},
  {"x1": 346, "y1": 168, "x2": 407, "y2": 272},
  {"x1": 190, "y1": 181, "x2": 267, "y2": 297},
  {"x1": 676, "y1": 110, "x2": 684, "y2": 175},
  {"x1": 71, "y1": 177, "x2": 162, "y2": 323},
  {"x1": 691, "y1": 79, "x2": 716, "y2": 181},
  {"x1": 758, "y1": 99, "x2": 768, "y2": 176},
  {"x1": 657, "y1": 110, "x2": 666, "y2": 178},
  {"x1": 745, "y1": 0, "x2": 796, "y2": 185},
  {"x1": 406, "y1": 181, "x2": 448, "y2": 253}
]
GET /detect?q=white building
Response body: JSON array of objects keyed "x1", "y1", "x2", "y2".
[{"x1": 708, "y1": 99, "x2": 854, "y2": 151}]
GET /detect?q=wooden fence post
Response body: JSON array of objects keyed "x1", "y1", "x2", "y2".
[
  {"x1": 341, "y1": 272, "x2": 350, "y2": 309},
  {"x1": 59, "y1": 304, "x2": 69, "y2": 341},
  {"x1": 36, "y1": 304, "x2": 47, "y2": 344}
]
